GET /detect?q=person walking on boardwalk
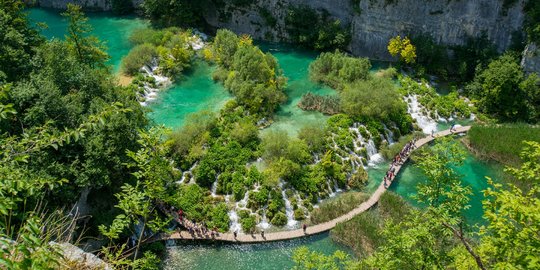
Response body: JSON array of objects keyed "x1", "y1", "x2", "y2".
[
  {"x1": 234, "y1": 230, "x2": 238, "y2": 239},
  {"x1": 303, "y1": 224, "x2": 307, "y2": 234},
  {"x1": 261, "y1": 230, "x2": 265, "y2": 239}
]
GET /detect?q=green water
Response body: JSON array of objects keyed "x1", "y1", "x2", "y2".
[
  {"x1": 27, "y1": 8, "x2": 149, "y2": 72},
  {"x1": 258, "y1": 43, "x2": 336, "y2": 137},
  {"x1": 27, "y1": 9, "x2": 505, "y2": 268},
  {"x1": 163, "y1": 232, "x2": 350, "y2": 270},
  {"x1": 390, "y1": 141, "x2": 505, "y2": 225},
  {"x1": 147, "y1": 61, "x2": 232, "y2": 129}
]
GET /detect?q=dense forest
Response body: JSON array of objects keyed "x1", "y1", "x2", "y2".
[{"x1": 1, "y1": 0, "x2": 539, "y2": 269}]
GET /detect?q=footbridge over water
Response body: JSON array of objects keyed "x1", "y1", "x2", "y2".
[{"x1": 151, "y1": 126, "x2": 471, "y2": 243}]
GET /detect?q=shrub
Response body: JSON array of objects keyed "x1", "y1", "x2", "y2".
[
  {"x1": 120, "y1": 44, "x2": 157, "y2": 75},
  {"x1": 241, "y1": 215, "x2": 256, "y2": 233},
  {"x1": 271, "y1": 212, "x2": 287, "y2": 226},
  {"x1": 309, "y1": 50, "x2": 371, "y2": 90}
]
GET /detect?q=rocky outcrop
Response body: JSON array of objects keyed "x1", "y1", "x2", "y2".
[
  {"x1": 521, "y1": 43, "x2": 540, "y2": 76},
  {"x1": 33, "y1": 0, "x2": 525, "y2": 60},
  {"x1": 52, "y1": 242, "x2": 113, "y2": 269}
]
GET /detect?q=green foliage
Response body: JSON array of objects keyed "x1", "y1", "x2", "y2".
[
  {"x1": 468, "y1": 124, "x2": 540, "y2": 166},
  {"x1": 466, "y1": 54, "x2": 540, "y2": 122},
  {"x1": 309, "y1": 50, "x2": 371, "y2": 90},
  {"x1": 298, "y1": 124, "x2": 328, "y2": 153},
  {"x1": 331, "y1": 192, "x2": 410, "y2": 257},
  {"x1": 211, "y1": 30, "x2": 287, "y2": 116},
  {"x1": 111, "y1": 0, "x2": 134, "y2": 15},
  {"x1": 141, "y1": 0, "x2": 201, "y2": 26},
  {"x1": 121, "y1": 43, "x2": 157, "y2": 75},
  {"x1": 261, "y1": 130, "x2": 310, "y2": 164},
  {"x1": 399, "y1": 76, "x2": 472, "y2": 119},
  {"x1": 292, "y1": 246, "x2": 352, "y2": 270},
  {"x1": 341, "y1": 77, "x2": 408, "y2": 120},
  {"x1": 124, "y1": 28, "x2": 196, "y2": 78},
  {"x1": 0, "y1": 1, "x2": 43, "y2": 82},
  {"x1": 271, "y1": 212, "x2": 287, "y2": 226},
  {"x1": 285, "y1": 5, "x2": 350, "y2": 51},
  {"x1": 412, "y1": 34, "x2": 498, "y2": 82},
  {"x1": 63, "y1": 4, "x2": 109, "y2": 68},
  {"x1": 241, "y1": 215, "x2": 256, "y2": 233},
  {"x1": 524, "y1": 0, "x2": 540, "y2": 44},
  {"x1": 478, "y1": 141, "x2": 540, "y2": 269},
  {"x1": 259, "y1": 7, "x2": 277, "y2": 27},
  {"x1": 387, "y1": 35, "x2": 417, "y2": 64},
  {"x1": 310, "y1": 192, "x2": 370, "y2": 224},
  {"x1": 167, "y1": 111, "x2": 216, "y2": 165}
]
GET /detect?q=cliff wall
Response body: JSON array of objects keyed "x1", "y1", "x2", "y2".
[{"x1": 33, "y1": 0, "x2": 526, "y2": 61}]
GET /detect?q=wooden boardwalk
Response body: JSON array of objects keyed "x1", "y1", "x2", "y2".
[{"x1": 152, "y1": 126, "x2": 471, "y2": 243}]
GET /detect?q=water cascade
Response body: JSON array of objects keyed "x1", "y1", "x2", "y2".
[
  {"x1": 405, "y1": 94, "x2": 437, "y2": 134},
  {"x1": 139, "y1": 59, "x2": 172, "y2": 106},
  {"x1": 279, "y1": 181, "x2": 298, "y2": 228},
  {"x1": 176, "y1": 162, "x2": 197, "y2": 184}
]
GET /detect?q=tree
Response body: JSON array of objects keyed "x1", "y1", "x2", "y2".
[
  {"x1": 466, "y1": 54, "x2": 540, "y2": 122},
  {"x1": 340, "y1": 77, "x2": 406, "y2": 120},
  {"x1": 62, "y1": 4, "x2": 109, "y2": 68},
  {"x1": 100, "y1": 127, "x2": 175, "y2": 259},
  {"x1": 0, "y1": 0, "x2": 43, "y2": 82},
  {"x1": 387, "y1": 36, "x2": 417, "y2": 64},
  {"x1": 478, "y1": 141, "x2": 540, "y2": 269},
  {"x1": 292, "y1": 246, "x2": 352, "y2": 270}
]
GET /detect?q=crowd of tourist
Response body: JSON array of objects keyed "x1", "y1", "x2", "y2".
[{"x1": 383, "y1": 137, "x2": 418, "y2": 188}]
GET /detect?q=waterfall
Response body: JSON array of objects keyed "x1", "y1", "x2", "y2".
[
  {"x1": 210, "y1": 180, "x2": 218, "y2": 197},
  {"x1": 279, "y1": 181, "x2": 298, "y2": 228},
  {"x1": 138, "y1": 59, "x2": 172, "y2": 106},
  {"x1": 176, "y1": 162, "x2": 197, "y2": 184},
  {"x1": 383, "y1": 124, "x2": 395, "y2": 144},
  {"x1": 366, "y1": 139, "x2": 383, "y2": 166},
  {"x1": 228, "y1": 210, "x2": 241, "y2": 232},
  {"x1": 405, "y1": 94, "x2": 437, "y2": 134},
  {"x1": 256, "y1": 211, "x2": 271, "y2": 230}
]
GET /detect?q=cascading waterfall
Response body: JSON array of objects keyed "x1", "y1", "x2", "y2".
[
  {"x1": 210, "y1": 180, "x2": 218, "y2": 197},
  {"x1": 279, "y1": 181, "x2": 298, "y2": 228},
  {"x1": 256, "y1": 210, "x2": 271, "y2": 230},
  {"x1": 139, "y1": 59, "x2": 172, "y2": 106},
  {"x1": 405, "y1": 94, "x2": 437, "y2": 134},
  {"x1": 176, "y1": 162, "x2": 197, "y2": 184}
]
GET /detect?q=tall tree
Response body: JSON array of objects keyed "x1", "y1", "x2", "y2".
[{"x1": 62, "y1": 4, "x2": 109, "y2": 68}]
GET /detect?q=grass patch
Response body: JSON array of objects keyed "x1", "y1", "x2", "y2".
[
  {"x1": 467, "y1": 124, "x2": 540, "y2": 166},
  {"x1": 310, "y1": 192, "x2": 370, "y2": 225},
  {"x1": 330, "y1": 192, "x2": 411, "y2": 257}
]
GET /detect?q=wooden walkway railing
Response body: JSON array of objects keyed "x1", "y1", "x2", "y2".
[{"x1": 151, "y1": 126, "x2": 471, "y2": 243}]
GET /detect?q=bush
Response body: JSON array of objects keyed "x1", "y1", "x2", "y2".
[
  {"x1": 341, "y1": 77, "x2": 406, "y2": 120},
  {"x1": 294, "y1": 208, "x2": 305, "y2": 220},
  {"x1": 271, "y1": 212, "x2": 287, "y2": 226},
  {"x1": 309, "y1": 50, "x2": 371, "y2": 90},
  {"x1": 241, "y1": 215, "x2": 256, "y2": 233},
  {"x1": 121, "y1": 44, "x2": 157, "y2": 75}
]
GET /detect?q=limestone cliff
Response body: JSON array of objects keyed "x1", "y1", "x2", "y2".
[
  {"x1": 33, "y1": 0, "x2": 525, "y2": 60},
  {"x1": 201, "y1": 0, "x2": 525, "y2": 60}
]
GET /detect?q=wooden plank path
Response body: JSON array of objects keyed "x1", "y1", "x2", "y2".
[{"x1": 151, "y1": 126, "x2": 471, "y2": 243}]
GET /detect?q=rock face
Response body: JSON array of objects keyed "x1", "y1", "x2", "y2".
[
  {"x1": 33, "y1": 0, "x2": 525, "y2": 60},
  {"x1": 521, "y1": 43, "x2": 540, "y2": 75},
  {"x1": 202, "y1": 0, "x2": 525, "y2": 60}
]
